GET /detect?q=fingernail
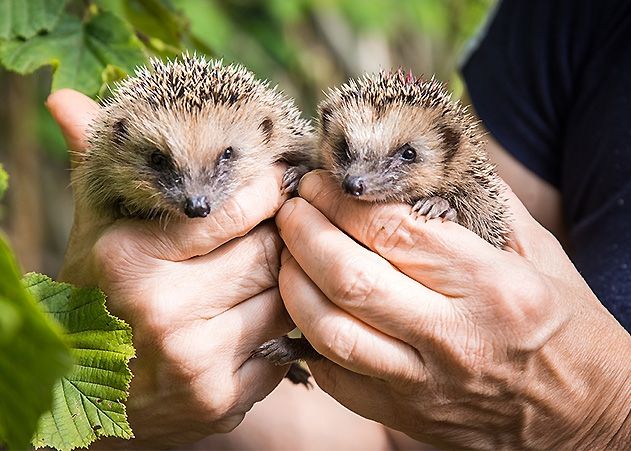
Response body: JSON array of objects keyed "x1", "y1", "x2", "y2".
[
  {"x1": 275, "y1": 198, "x2": 299, "y2": 231},
  {"x1": 298, "y1": 169, "x2": 327, "y2": 200}
]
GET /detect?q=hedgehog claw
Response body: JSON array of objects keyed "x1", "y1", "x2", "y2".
[
  {"x1": 252, "y1": 336, "x2": 319, "y2": 389},
  {"x1": 412, "y1": 196, "x2": 457, "y2": 222},
  {"x1": 252, "y1": 336, "x2": 321, "y2": 365},
  {"x1": 282, "y1": 165, "x2": 310, "y2": 196}
]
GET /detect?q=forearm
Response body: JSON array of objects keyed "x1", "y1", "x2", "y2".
[
  {"x1": 194, "y1": 379, "x2": 393, "y2": 450},
  {"x1": 581, "y1": 316, "x2": 631, "y2": 449},
  {"x1": 609, "y1": 401, "x2": 631, "y2": 449}
]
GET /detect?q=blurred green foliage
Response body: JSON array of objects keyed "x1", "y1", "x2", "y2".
[{"x1": 1, "y1": 0, "x2": 495, "y2": 110}]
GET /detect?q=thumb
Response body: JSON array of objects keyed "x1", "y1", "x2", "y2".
[
  {"x1": 46, "y1": 89, "x2": 113, "y2": 229},
  {"x1": 46, "y1": 89, "x2": 99, "y2": 168}
]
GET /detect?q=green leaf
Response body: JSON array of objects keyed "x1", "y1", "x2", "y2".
[
  {"x1": 0, "y1": 164, "x2": 7, "y2": 201},
  {"x1": 23, "y1": 273, "x2": 135, "y2": 451},
  {"x1": 0, "y1": 237, "x2": 71, "y2": 451},
  {"x1": 0, "y1": 0, "x2": 67, "y2": 40},
  {"x1": 0, "y1": 11, "x2": 146, "y2": 97}
]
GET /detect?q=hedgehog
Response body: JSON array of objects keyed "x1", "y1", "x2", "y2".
[
  {"x1": 315, "y1": 69, "x2": 511, "y2": 248},
  {"x1": 75, "y1": 53, "x2": 316, "y2": 386},
  {"x1": 255, "y1": 70, "x2": 512, "y2": 369},
  {"x1": 75, "y1": 53, "x2": 315, "y2": 222}
]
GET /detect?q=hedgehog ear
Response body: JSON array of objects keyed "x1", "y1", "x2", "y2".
[
  {"x1": 320, "y1": 106, "x2": 333, "y2": 132},
  {"x1": 259, "y1": 117, "x2": 273, "y2": 144},
  {"x1": 435, "y1": 121, "x2": 461, "y2": 162},
  {"x1": 112, "y1": 119, "x2": 128, "y2": 146}
]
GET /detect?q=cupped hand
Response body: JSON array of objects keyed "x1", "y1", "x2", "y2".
[
  {"x1": 47, "y1": 89, "x2": 294, "y2": 448},
  {"x1": 276, "y1": 170, "x2": 631, "y2": 449}
]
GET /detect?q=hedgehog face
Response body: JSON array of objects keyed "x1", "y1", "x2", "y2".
[
  {"x1": 97, "y1": 102, "x2": 279, "y2": 219},
  {"x1": 318, "y1": 101, "x2": 461, "y2": 203},
  {"x1": 317, "y1": 71, "x2": 475, "y2": 204}
]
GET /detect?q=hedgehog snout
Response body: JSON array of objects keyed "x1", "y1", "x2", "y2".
[
  {"x1": 184, "y1": 195, "x2": 210, "y2": 218},
  {"x1": 343, "y1": 175, "x2": 365, "y2": 197}
]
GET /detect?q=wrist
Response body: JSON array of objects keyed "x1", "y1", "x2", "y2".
[{"x1": 525, "y1": 287, "x2": 631, "y2": 449}]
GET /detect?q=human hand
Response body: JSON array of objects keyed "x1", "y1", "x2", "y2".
[
  {"x1": 276, "y1": 170, "x2": 631, "y2": 449},
  {"x1": 47, "y1": 90, "x2": 294, "y2": 448}
]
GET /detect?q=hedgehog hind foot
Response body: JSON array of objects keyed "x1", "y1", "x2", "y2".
[
  {"x1": 252, "y1": 336, "x2": 321, "y2": 388},
  {"x1": 286, "y1": 363, "x2": 313, "y2": 388},
  {"x1": 281, "y1": 165, "x2": 311, "y2": 196},
  {"x1": 412, "y1": 196, "x2": 457, "y2": 222}
]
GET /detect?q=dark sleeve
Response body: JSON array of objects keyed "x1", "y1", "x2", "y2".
[
  {"x1": 461, "y1": 0, "x2": 594, "y2": 186},
  {"x1": 462, "y1": 0, "x2": 631, "y2": 331}
]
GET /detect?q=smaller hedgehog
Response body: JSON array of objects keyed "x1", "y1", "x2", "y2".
[
  {"x1": 255, "y1": 71, "x2": 511, "y2": 371},
  {"x1": 76, "y1": 54, "x2": 315, "y2": 221},
  {"x1": 316, "y1": 70, "x2": 510, "y2": 248}
]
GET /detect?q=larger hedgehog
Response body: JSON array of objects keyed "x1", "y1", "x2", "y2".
[
  {"x1": 316, "y1": 70, "x2": 510, "y2": 247},
  {"x1": 76, "y1": 54, "x2": 314, "y2": 221},
  {"x1": 76, "y1": 54, "x2": 315, "y2": 386}
]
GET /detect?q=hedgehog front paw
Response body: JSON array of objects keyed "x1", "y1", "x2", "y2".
[
  {"x1": 412, "y1": 196, "x2": 457, "y2": 222},
  {"x1": 282, "y1": 165, "x2": 310, "y2": 195}
]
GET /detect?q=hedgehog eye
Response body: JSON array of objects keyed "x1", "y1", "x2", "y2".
[
  {"x1": 149, "y1": 150, "x2": 170, "y2": 171},
  {"x1": 334, "y1": 136, "x2": 350, "y2": 163},
  {"x1": 398, "y1": 144, "x2": 417, "y2": 162},
  {"x1": 221, "y1": 147, "x2": 233, "y2": 160}
]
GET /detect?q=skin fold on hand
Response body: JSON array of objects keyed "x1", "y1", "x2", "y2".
[
  {"x1": 276, "y1": 170, "x2": 631, "y2": 449},
  {"x1": 47, "y1": 89, "x2": 296, "y2": 448}
]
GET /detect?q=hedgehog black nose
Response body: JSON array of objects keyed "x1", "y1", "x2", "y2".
[
  {"x1": 184, "y1": 196, "x2": 210, "y2": 218},
  {"x1": 343, "y1": 175, "x2": 365, "y2": 196}
]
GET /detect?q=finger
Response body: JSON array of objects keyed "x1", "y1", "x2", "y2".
[
  {"x1": 297, "y1": 170, "x2": 510, "y2": 297},
  {"x1": 221, "y1": 288, "x2": 295, "y2": 360},
  {"x1": 196, "y1": 288, "x2": 293, "y2": 418},
  {"x1": 277, "y1": 198, "x2": 450, "y2": 335},
  {"x1": 103, "y1": 165, "x2": 288, "y2": 261},
  {"x1": 124, "y1": 223, "x2": 284, "y2": 330},
  {"x1": 46, "y1": 89, "x2": 99, "y2": 166},
  {"x1": 158, "y1": 288, "x2": 294, "y2": 376},
  {"x1": 307, "y1": 358, "x2": 399, "y2": 428},
  {"x1": 498, "y1": 181, "x2": 576, "y2": 278},
  {"x1": 158, "y1": 287, "x2": 293, "y2": 396},
  {"x1": 279, "y1": 252, "x2": 427, "y2": 382},
  {"x1": 154, "y1": 164, "x2": 287, "y2": 260}
]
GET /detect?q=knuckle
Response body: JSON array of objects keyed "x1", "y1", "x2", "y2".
[
  {"x1": 91, "y1": 228, "x2": 137, "y2": 283},
  {"x1": 254, "y1": 224, "x2": 282, "y2": 280},
  {"x1": 194, "y1": 375, "x2": 239, "y2": 422},
  {"x1": 215, "y1": 198, "x2": 249, "y2": 235},
  {"x1": 328, "y1": 255, "x2": 376, "y2": 308},
  {"x1": 490, "y1": 262, "x2": 554, "y2": 337},
  {"x1": 319, "y1": 320, "x2": 360, "y2": 363},
  {"x1": 369, "y1": 211, "x2": 424, "y2": 256}
]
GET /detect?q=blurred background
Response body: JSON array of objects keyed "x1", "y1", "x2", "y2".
[{"x1": 0, "y1": 0, "x2": 496, "y2": 276}]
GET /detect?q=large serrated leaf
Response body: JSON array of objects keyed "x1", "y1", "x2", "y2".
[
  {"x1": 0, "y1": 0, "x2": 67, "y2": 39},
  {"x1": 0, "y1": 238, "x2": 71, "y2": 451},
  {"x1": 0, "y1": 11, "x2": 146, "y2": 96},
  {"x1": 24, "y1": 273, "x2": 135, "y2": 451}
]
